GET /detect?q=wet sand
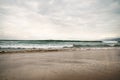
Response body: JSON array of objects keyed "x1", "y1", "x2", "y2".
[{"x1": 0, "y1": 48, "x2": 120, "y2": 80}]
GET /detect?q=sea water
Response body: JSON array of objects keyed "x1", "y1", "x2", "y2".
[{"x1": 0, "y1": 40, "x2": 120, "y2": 50}]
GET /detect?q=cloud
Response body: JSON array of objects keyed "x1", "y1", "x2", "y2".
[{"x1": 0, "y1": 0, "x2": 120, "y2": 40}]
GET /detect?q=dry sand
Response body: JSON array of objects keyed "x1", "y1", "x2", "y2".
[{"x1": 0, "y1": 48, "x2": 120, "y2": 80}]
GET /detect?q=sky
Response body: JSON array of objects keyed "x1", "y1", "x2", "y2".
[{"x1": 0, "y1": 0, "x2": 120, "y2": 40}]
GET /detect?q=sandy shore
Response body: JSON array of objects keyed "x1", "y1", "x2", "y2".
[{"x1": 0, "y1": 48, "x2": 120, "y2": 80}]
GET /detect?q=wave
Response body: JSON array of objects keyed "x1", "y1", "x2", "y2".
[
  {"x1": 72, "y1": 44, "x2": 120, "y2": 47},
  {"x1": 0, "y1": 40, "x2": 120, "y2": 50},
  {"x1": 102, "y1": 41, "x2": 118, "y2": 44},
  {"x1": 0, "y1": 44, "x2": 120, "y2": 50},
  {"x1": 0, "y1": 44, "x2": 73, "y2": 49}
]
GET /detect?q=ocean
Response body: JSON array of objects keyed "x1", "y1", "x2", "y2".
[{"x1": 0, "y1": 40, "x2": 120, "y2": 50}]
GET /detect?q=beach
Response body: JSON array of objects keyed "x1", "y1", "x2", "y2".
[{"x1": 0, "y1": 48, "x2": 120, "y2": 80}]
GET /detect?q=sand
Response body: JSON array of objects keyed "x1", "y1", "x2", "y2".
[{"x1": 0, "y1": 48, "x2": 120, "y2": 80}]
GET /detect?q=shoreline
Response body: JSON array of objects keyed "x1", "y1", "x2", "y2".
[{"x1": 0, "y1": 47, "x2": 120, "y2": 54}]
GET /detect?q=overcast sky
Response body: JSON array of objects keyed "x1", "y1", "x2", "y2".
[{"x1": 0, "y1": 0, "x2": 120, "y2": 40}]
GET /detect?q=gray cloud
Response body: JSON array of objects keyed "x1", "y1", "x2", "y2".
[{"x1": 0, "y1": 0, "x2": 120, "y2": 40}]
